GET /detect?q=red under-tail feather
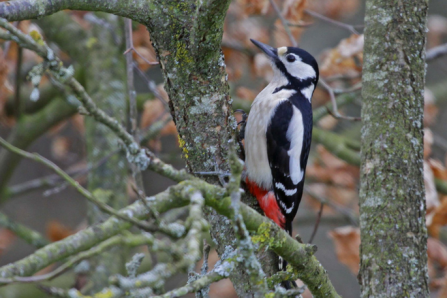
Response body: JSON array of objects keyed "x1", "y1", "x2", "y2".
[{"x1": 246, "y1": 178, "x2": 285, "y2": 229}]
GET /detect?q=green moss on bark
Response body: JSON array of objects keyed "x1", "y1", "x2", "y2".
[
  {"x1": 83, "y1": 13, "x2": 128, "y2": 292},
  {"x1": 360, "y1": 0, "x2": 429, "y2": 297}
]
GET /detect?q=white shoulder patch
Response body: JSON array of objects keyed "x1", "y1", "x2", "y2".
[
  {"x1": 301, "y1": 84, "x2": 314, "y2": 102},
  {"x1": 286, "y1": 106, "x2": 304, "y2": 185}
]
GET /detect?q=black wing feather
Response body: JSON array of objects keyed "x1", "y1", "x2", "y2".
[{"x1": 266, "y1": 96, "x2": 312, "y2": 223}]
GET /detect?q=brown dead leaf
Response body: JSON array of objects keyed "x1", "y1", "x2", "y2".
[
  {"x1": 141, "y1": 100, "x2": 165, "y2": 129},
  {"x1": 317, "y1": 114, "x2": 338, "y2": 130},
  {"x1": 51, "y1": 136, "x2": 71, "y2": 160},
  {"x1": 273, "y1": 19, "x2": 304, "y2": 48},
  {"x1": 46, "y1": 220, "x2": 74, "y2": 242},
  {"x1": 47, "y1": 119, "x2": 68, "y2": 135},
  {"x1": 71, "y1": 114, "x2": 85, "y2": 134},
  {"x1": 328, "y1": 226, "x2": 360, "y2": 274},
  {"x1": 425, "y1": 160, "x2": 440, "y2": 213},
  {"x1": 237, "y1": 0, "x2": 270, "y2": 16},
  {"x1": 0, "y1": 49, "x2": 10, "y2": 119},
  {"x1": 196, "y1": 250, "x2": 237, "y2": 298},
  {"x1": 428, "y1": 238, "x2": 447, "y2": 270},
  {"x1": 320, "y1": 34, "x2": 364, "y2": 78},
  {"x1": 236, "y1": 86, "x2": 257, "y2": 101},
  {"x1": 424, "y1": 89, "x2": 438, "y2": 127},
  {"x1": 428, "y1": 15, "x2": 447, "y2": 48},
  {"x1": 429, "y1": 159, "x2": 447, "y2": 181},
  {"x1": 131, "y1": 24, "x2": 157, "y2": 71},
  {"x1": 0, "y1": 229, "x2": 16, "y2": 255},
  {"x1": 282, "y1": 0, "x2": 307, "y2": 24},
  {"x1": 307, "y1": 0, "x2": 360, "y2": 19},
  {"x1": 424, "y1": 128, "x2": 433, "y2": 159},
  {"x1": 428, "y1": 197, "x2": 447, "y2": 238},
  {"x1": 254, "y1": 53, "x2": 273, "y2": 81},
  {"x1": 306, "y1": 145, "x2": 359, "y2": 189},
  {"x1": 133, "y1": 46, "x2": 157, "y2": 71}
]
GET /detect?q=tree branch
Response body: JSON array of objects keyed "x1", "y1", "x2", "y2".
[
  {"x1": 0, "y1": 0, "x2": 152, "y2": 24},
  {"x1": 426, "y1": 42, "x2": 447, "y2": 62},
  {"x1": 0, "y1": 17, "x2": 192, "y2": 183},
  {"x1": 0, "y1": 212, "x2": 49, "y2": 248},
  {"x1": 0, "y1": 179, "x2": 340, "y2": 297}
]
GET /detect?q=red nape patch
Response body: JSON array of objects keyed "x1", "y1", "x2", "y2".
[{"x1": 246, "y1": 178, "x2": 285, "y2": 229}]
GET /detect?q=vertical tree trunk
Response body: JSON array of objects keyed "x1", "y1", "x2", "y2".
[
  {"x1": 84, "y1": 13, "x2": 128, "y2": 292},
  {"x1": 145, "y1": 1, "x2": 277, "y2": 295},
  {"x1": 359, "y1": 0, "x2": 429, "y2": 297}
]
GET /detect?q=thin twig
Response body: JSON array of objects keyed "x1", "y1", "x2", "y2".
[
  {"x1": 8, "y1": 151, "x2": 117, "y2": 198},
  {"x1": 287, "y1": 20, "x2": 314, "y2": 28},
  {"x1": 133, "y1": 63, "x2": 169, "y2": 108},
  {"x1": 125, "y1": 18, "x2": 146, "y2": 200},
  {"x1": 319, "y1": 78, "x2": 361, "y2": 121},
  {"x1": 1, "y1": 21, "x2": 18, "y2": 59},
  {"x1": 0, "y1": 233, "x2": 163, "y2": 284},
  {"x1": 122, "y1": 21, "x2": 158, "y2": 66},
  {"x1": 426, "y1": 43, "x2": 447, "y2": 62},
  {"x1": 269, "y1": 0, "x2": 298, "y2": 47},
  {"x1": 0, "y1": 212, "x2": 49, "y2": 248},
  {"x1": 304, "y1": 9, "x2": 359, "y2": 35},
  {"x1": 0, "y1": 136, "x2": 178, "y2": 237},
  {"x1": 304, "y1": 186, "x2": 358, "y2": 226},
  {"x1": 333, "y1": 81, "x2": 362, "y2": 95},
  {"x1": 0, "y1": 18, "x2": 191, "y2": 182},
  {"x1": 139, "y1": 115, "x2": 172, "y2": 145},
  {"x1": 13, "y1": 26, "x2": 23, "y2": 117},
  {"x1": 308, "y1": 203, "x2": 324, "y2": 244}
]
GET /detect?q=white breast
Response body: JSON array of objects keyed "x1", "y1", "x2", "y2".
[
  {"x1": 287, "y1": 106, "x2": 304, "y2": 184},
  {"x1": 244, "y1": 73, "x2": 296, "y2": 190}
]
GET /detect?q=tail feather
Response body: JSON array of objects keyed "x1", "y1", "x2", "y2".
[{"x1": 245, "y1": 178, "x2": 297, "y2": 289}]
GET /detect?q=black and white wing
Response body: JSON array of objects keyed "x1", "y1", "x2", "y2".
[{"x1": 266, "y1": 98, "x2": 312, "y2": 223}]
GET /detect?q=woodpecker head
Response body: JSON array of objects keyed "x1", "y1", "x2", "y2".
[{"x1": 251, "y1": 39, "x2": 319, "y2": 98}]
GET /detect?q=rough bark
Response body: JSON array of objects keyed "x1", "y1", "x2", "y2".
[
  {"x1": 359, "y1": 0, "x2": 429, "y2": 297},
  {"x1": 144, "y1": 1, "x2": 277, "y2": 295},
  {"x1": 83, "y1": 13, "x2": 128, "y2": 292}
]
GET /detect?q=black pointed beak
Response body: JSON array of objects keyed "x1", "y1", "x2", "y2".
[{"x1": 250, "y1": 39, "x2": 278, "y2": 60}]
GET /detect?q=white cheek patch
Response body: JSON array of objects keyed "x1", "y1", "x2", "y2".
[
  {"x1": 287, "y1": 106, "x2": 304, "y2": 185},
  {"x1": 301, "y1": 84, "x2": 315, "y2": 102},
  {"x1": 279, "y1": 54, "x2": 316, "y2": 81}
]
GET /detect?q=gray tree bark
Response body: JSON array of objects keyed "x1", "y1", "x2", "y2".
[
  {"x1": 359, "y1": 0, "x2": 429, "y2": 297},
  {"x1": 145, "y1": 1, "x2": 278, "y2": 295},
  {"x1": 83, "y1": 13, "x2": 128, "y2": 292}
]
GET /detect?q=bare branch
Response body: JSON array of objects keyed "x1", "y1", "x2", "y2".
[
  {"x1": 269, "y1": 0, "x2": 298, "y2": 47},
  {"x1": 308, "y1": 202, "x2": 324, "y2": 244},
  {"x1": 0, "y1": 233, "x2": 162, "y2": 284},
  {"x1": 125, "y1": 18, "x2": 147, "y2": 203},
  {"x1": 0, "y1": 212, "x2": 49, "y2": 248},
  {"x1": 304, "y1": 9, "x2": 360, "y2": 35},
  {"x1": 305, "y1": 186, "x2": 358, "y2": 226},
  {"x1": 318, "y1": 78, "x2": 361, "y2": 121},
  {"x1": 0, "y1": 0, "x2": 152, "y2": 24},
  {"x1": 0, "y1": 135, "x2": 171, "y2": 235},
  {"x1": 0, "y1": 179, "x2": 341, "y2": 297},
  {"x1": 426, "y1": 43, "x2": 447, "y2": 62},
  {"x1": 0, "y1": 17, "x2": 192, "y2": 183}
]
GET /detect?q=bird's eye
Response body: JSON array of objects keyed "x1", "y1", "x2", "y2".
[{"x1": 286, "y1": 55, "x2": 296, "y2": 63}]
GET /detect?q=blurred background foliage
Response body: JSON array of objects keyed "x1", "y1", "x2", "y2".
[{"x1": 1, "y1": 0, "x2": 447, "y2": 297}]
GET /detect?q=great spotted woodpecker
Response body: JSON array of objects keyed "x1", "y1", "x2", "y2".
[{"x1": 244, "y1": 39, "x2": 318, "y2": 269}]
